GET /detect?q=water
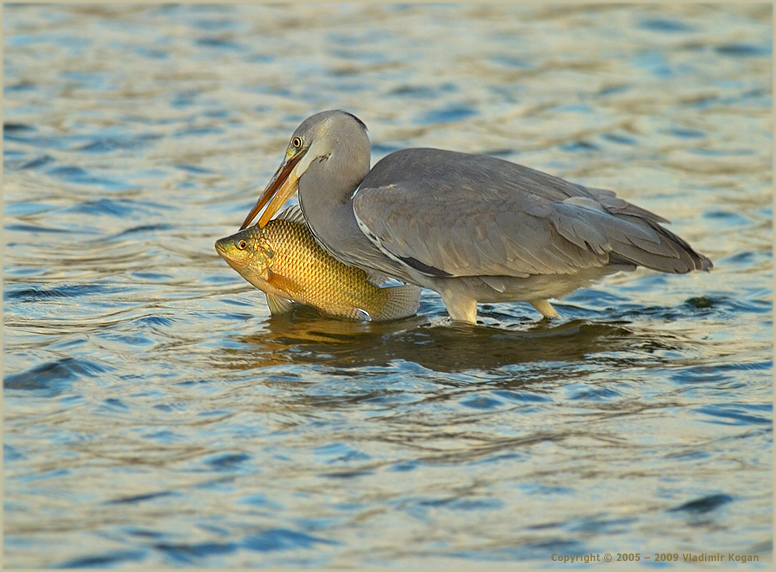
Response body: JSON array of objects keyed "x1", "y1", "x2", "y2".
[{"x1": 3, "y1": 3, "x2": 772, "y2": 568}]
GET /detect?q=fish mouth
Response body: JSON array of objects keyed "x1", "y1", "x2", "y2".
[
  {"x1": 215, "y1": 241, "x2": 255, "y2": 279},
  {"x1": 214, "y1": 237, "x2": 230, "y2": 259},
  {"x1": 214, "y1": 238, "x2": 240, "y2": 268},
  {"x1": 240, "y1": 149, "x2": 307, "y2": 230}
]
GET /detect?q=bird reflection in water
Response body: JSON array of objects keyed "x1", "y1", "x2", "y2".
[{"x1": 218, "y1": 304, "x2": 687, "y2": 375}]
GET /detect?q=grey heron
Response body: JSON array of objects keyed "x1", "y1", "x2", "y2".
[{"x1": 240, "y1": 110, "x2": 712, "y2": 324}]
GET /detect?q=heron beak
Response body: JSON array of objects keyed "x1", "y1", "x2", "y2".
[{"x1": 240, "y1": 149, "x2": 307, "y2": 229}]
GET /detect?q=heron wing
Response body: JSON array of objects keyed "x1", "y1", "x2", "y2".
[
  {"x1": 353, "y1": 186, "x2": 610, "y2": 278},
  {"x1": 352, "y1": 149, "x2": 707, "y2": 277}
]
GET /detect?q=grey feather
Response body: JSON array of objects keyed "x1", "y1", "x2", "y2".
[{"x1": 353, "y1": 148, "x2": 711, "y2": 277}]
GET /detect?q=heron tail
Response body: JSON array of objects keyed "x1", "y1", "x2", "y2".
[
  {"x1": 608, "y1": 215, "x2": 713, "y2": 273},
  {"x1": 553, "y1": 199, "x2": 713, "y2": 274}
]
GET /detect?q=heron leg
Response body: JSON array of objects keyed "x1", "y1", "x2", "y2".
[
  {"x1": 530, "y1": 299, "x2": 560, "y2": 319},
  {"x1": 440, "y1": 292, "x2": 478, "y2": 324}
]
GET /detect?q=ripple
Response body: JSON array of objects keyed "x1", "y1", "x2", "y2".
[
  {"x1": 195, "y1": 37, "x2": 244, "y2": 51},
  {"x1": 238, "y1": 494, "x2": 284, "y2": 509},
  {"x1": 56, "y1": 549, "x2": 147, "y2": 568},
  {"x1": 560, "y1": 140, "x2": 600, "y2": 152},
  {"x1": 388, "y1": 83, "x2": 457, "y2": 99},
  {"x1": 5, "y1": 284, "x2": 117, "y2": 302},
  {"x1": 565, "y1": 385, "x2": 623, "y2": 401},
  {"x1": 491, "y1": 390, "x2": 553, "y2": 403},
  {"x1": 106, "y1": 490, "x2": 177, "y2": 505},
  {"x1": 694, "y1": 404, "x2": 771, "y2": 426},
  {"x1": 203, "y1": 452, "x2": 252, "y2": 471},
  {"x1": 600, "y1": 132, "x2": 637, "y2": 146},
  {"x1": 154, "y1": 541, "x2": 237, "y2": 564},
  {"x1": 47, "y1": 165, "x2": 132, "y2": 191},
  {"x1": 103, "y1": 223, "x2": 176, "y2": 241},
  {"x1": 4, "y1": 357, "x2": 111, "y2": 395},
  {"x1": 638, "y1": 17, "x2": 693, "y2": 33},
  {"x1": 3, "y1": 121, "x2": 36, "y2": 132},
  {"x1": 66, "y1": 197, "x2": 136, "y2": 217},
  {"x1": 134, "y1": 315, "x2": 175, "y2": 328},
  {"x1": 4, "y1": 444, "x2": 26, "y2": 462},
  {"x1": 417, "y1": 105, "x2": 477, "y2": 124},
  {"x1": 671, "y1": 365, "x2": 729, "y2": 385},
  {"x1": 314, "y1": 442, "x2": 371, "y2": 463},
  {"x1": 241, "y1": 529, "x2": 339, "y2": 553},
  {"x1": 76, "y1": 134, "x2": 158, "y2": 153},
  {"x1": 715, "y1": 43, "x2": 771, "y2": 58},
  {"x1": 459, "y1": 395, "x2": 504, "y2": 410},
  {"x1": 173, "y1": 125, "x2": 224, "y2": 137},
  {"x1": 318, "y1": 470, "x2": 374, "y2": 479},
  {"x1": 669, "y1": 493, "x2": 734, "y2": 514},
  {"x1": 4, "y1": 222, "x2": 76, "y2": 235},
  {"x1": 17, "y1": 154, "x2": 55, "y2": 169},
  {"x1": 631, "y1": 50, "x2": 675, "y2": 79},
  {"x1": 669, "y1": 127, "x2": 706, "y2": 139}
]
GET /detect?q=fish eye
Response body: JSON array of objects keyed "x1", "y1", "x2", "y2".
[
  {"x1": 237, "y1": 239, "x2": 247, "y2": 250},
  {"x1": 292, "y1": 136, "x2": 303, "y2": 149}
]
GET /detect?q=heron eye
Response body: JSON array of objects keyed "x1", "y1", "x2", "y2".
[
  {"x1": 292, "y1": 136, "x2": 303, "y2": 149},
  {"x1": 237, "y1": 239, "x2": 248, "y2": 250}
]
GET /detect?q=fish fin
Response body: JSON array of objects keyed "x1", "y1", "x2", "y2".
[
  {"x1": 266, "y1": 270, "x2": 303, "y2": 297},
  {"x1": 265, "y1": 292, "x2": 295, "y2": 315},
  {"x1": 275, "y1": 205, "x2": 306, "y2": 225},
  {"x1": 364, "y1": 269, "x2": 394, "y2": 286},
  {"x1": 371, "y1": 284, "x2": 422, "y2": 321},
  {"x1": 343, "y1": 307, "x2": 373, "y2": 321}
]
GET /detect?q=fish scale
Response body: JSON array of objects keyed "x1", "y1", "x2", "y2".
[{"x1": 215, "y1": 207, "x2": 421, "y2": 321}]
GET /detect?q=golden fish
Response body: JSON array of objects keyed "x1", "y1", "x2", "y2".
[{"x1": 215, "y1": 206, "x2": 421, "y2": 321}]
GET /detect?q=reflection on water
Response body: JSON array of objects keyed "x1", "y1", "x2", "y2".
[
  {"x1": 4, "y1": 3, "x2": 772, "y2": 568},
  {"x1": 229, "y1": 308, "x2": 680, "y2": 374}
]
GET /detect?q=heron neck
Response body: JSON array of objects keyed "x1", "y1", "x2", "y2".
[{"x1": 297, "y1": 161, "x2": 366, "y2": 263}]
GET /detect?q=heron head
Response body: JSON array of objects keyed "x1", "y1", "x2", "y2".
[{"x1": 240, "y1": 110, "x2": 369, "y2": 229}]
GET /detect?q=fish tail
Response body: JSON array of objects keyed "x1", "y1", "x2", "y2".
[{"x1": 370, "y1": 284, "x2": 422, "y2": 321}]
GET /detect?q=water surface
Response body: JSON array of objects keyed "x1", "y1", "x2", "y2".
[{"x1": 4, "y1": 4, "x2": 772, "y2": 568}]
